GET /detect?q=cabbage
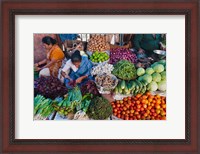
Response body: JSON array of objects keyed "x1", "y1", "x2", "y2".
[
  {"x1": 147, "y1": 81, "x2": 158, "y2": 91},
  {"x1": 158, "y1": 60, "x2": 166, "y2": 66},
  {"x1": 145, "y1": 67, "x2": 154, "y2": 75},
  {"x1": 160, "y1": 71, "x2": 166, "y2": 80},
  {"x1": 158, "y1": 80, "x2": 166, "y2": 91},
  {"x1": 152, "y1": 64, "x2": 164, "y2": 73},
  {"x1": 152, "y1": 72, "x2": 161, "y2": 82},
  {"x1": 142, "y1": 74, "x2": 152, "y2": 83},
  {"x1": 137, "y1": 68, "x2": 145, "y2": 76}
]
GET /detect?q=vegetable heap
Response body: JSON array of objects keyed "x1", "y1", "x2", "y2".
[
  {"x1": 137, "y1": 60, "x2": 166, "y2": 92},
  {"x1": 34, "y1": 76, "x2": 68, "y2": 99},
  {"x1": 109, "y1": 48, "x2": 137, "y2": 64},
  {"x1": 91, "y1": 63, "x2": 114, "y2": 76},
  {"x1": 87, "y1": 35, "x2": 110, "y2": 52},
  {"x1": 52, "y1": 86, "x2": 82, "y2": 116},
  {"x1": 112, "y1": 92, "x2": 166, "y2": 120},
  {"x1": 88, "y1": 96, "x2": 113, "y2": 120},
  {"x1": 80, "y1": 80, "x2": 101, "y2": 96},
  {"x1": 90, "y1": 51, "x2": 109, "y2": 63},
  {"x1": 95, "y1": 74, "x2": 118, "y2": 89},
  {"x1": 34, "y1": 95, "x2": 54, "y2": 118},
  {"x1": 112, "y1": 60, "x2": 137, "y2": 80},
  {"x1": 114, "y1": 79, "x2": 148, "y2": 95}
]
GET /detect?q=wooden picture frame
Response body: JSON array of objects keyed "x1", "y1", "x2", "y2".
[{"x1": 1, "y1": 0, "x2": 199, "y2": 153}]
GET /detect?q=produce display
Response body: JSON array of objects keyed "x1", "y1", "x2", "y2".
[
  {"x1": 111, "y1": 92, "x2": 166, "y2": 120},
  {"x1": 91, "y1": 63, "x2": 114, "y2": 76},
  {"x1": 137, "y1": 60, "x2": 166, "y2": 92},
  {"x1": 34, "y1": 76, "x2": 68, "y2": 99},
  {"x1": 114, "y1": 79, "x2": 148, "y2": 95},
  {"x1": 109, "y1": 48, "x2": 137, "y2": 64},
  {"x1": 90, "y1": 51, "x2": 109, "y2": 63},
  {"x1": 87, "y1": 96, "x2": 113, "y2": 120},
  {"x1": 34, "y1": 95, "x2": 54, "y2": 118},
  {"x1": 34, "y1": 34, "x2": 167, "y2": 121},
  {"x1": 87, "y1": 35, "x2": 110, "y2": 52},
  {"x1": 52, "y1": 86, "x2": 82, "y2": 116},
  {"x1": 95, "y1": 73, "x2": 118, "y2": 90},
  {"x1": 112, "y1": 60, "x2": 137, "y2": 80},
  {"x1": 80, "y1": 80, "x2": 101, "y2": 96}
]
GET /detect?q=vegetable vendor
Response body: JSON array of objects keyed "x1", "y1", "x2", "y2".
[
  {"x1": 34, "y1": 36, "x2": 65, "y2": 78},
  {"x1": 133, "y1": 34, "x2": 165, "y2": 59},
  {"x1": 61, "y1": 50, "x2": 93, "y2": 88}
]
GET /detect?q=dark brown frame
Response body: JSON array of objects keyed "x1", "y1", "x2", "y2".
[{"x1": 1, "y1": 0, "x2": 199, "y2": 153}]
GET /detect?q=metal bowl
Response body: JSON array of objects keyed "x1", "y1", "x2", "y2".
[{"x1": 153, "y1": 50, "x2": 166, "y2": 56}]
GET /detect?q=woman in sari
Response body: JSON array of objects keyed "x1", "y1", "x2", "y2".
[
  {"x1": 61, "y1": 50, "x2": 93, "y2": 88},
  {"x1": 34, "y1": 36, "x2": 65, "y2": 78}
]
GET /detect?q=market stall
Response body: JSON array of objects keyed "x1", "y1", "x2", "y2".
[{"x1": 34, "y1": 34, "x2": 166, "y2": 120}]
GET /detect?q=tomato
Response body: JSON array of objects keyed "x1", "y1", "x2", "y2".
[
  {"x1": 161, "y1": 116, "x2": 166, "y2": 120},
  {"x1": 122, "y1": 111, "x2": 126, "y2": 115},
  {"x1": 140, "y1": 107, "x2": 144, "y2": 111},
  {"x1": 153, "y1": 113, "x2": 157, "y2": 117},
  {"x1": 137, "y1": 104, "x2": 141, "y2": 109},
  {"x1": 130, "y1": 113, "x2": 133, "y2": 117},
  {"x1": 135, "y1": 111, "x2": 139, "y2": 115},
  {"x1": 126, "y1": 110, "x2": 130, "y2": 114},
  {"x1": 156, "y1": 109, "x2": 161, "y2": 114},
  {"x1": 121, "y1": 115, "x2": 125, "y2": 119},
  {"x1": 116, "y1": 100, "x2": 120, "y2": 104},
  {"x1": 125, "y1": 117, "x2": 129, "y2": 120},
  {"x1": 162, "y1": 104, "x2": 166, "y2": 109},
  {"x1": 126, "y1": 104, "x2": 130, "y2": 109},
  {"x1": 143, "y1": 104, "x2": 147, "y2": 108},
  {"x1": 123, "y1": 98, "x2": 128, "y2": 102},
  {"x1": 130, "y1": 107, "x2": 134, "y2": 110},
  {"x1": 117, "y1": 114, "x2": 121, "y2": 118},
  {"x1": 161, "y1": 111, "x2": 166, "y2": 116},
  {"x1": 155, "y1": 117, "x2": 160, "y2": 120},
  {"x1": 117, "y1": 111, "x2": 121, "y2": 114},
  {"x1": 142, "y1": 95, "x2": 148, "y2": 99},
  {"x1": 141, "y1": 99, "x2": 146, "y2": 104},
  {"x1": 130, "y1": 110, "x2": 135, "y2": 114},
  {"x1": 144, "y1": 113, "x2": 148, "y2": 117},
  {"x1": 120, "y1": 107, "x2": 123, "y2": 111},
  {"x1": 136, "y1": 108, "x2": 140, "y2": 112},
  {"x1": 121, "y1": 104, "x2": 124, "y2": 107},
  {"x1": 129, "y1": 118, "x2": 133, "y2": 120},
  {"x1": 148, "y1": 98, "x2": 153, "y2": 103},
  {"x1": 137, "y1": 115, "x2": 141, "y2": 119},
  {"x1": 136, "y1": 100, "x2": 140, "y2": 104},
  {"x1": 151, "y1": 108, "x2": 155, "y2": 113},
  {"x1": 119, "y1": 100, "x2": 123, "y2": 104},
  {"x1": 128, "y1": 96, "x2": 132, "y2": 100},
  {"x1": 155, "y1": 104, "x2": 161, "y2": 109},
  {"x1": 147, "y1": 106, "x2": 152, "y2": 110},
  {"x1": 114, "y1": 109, "x2": 118, "y2": 112},
  {"x1": 114, "y1": 113, "x2": 117, "y2": 116},
  {"x1": 123, "y1": 107, "x2": 127, "y2": 111},
  {"x1": 146, "y1": 92, "x2": 151, "y2": 96},
  {"x1": 134, "y1": 106, "x2": 137, "y2": 110}
]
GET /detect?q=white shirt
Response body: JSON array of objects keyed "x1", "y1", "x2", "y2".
[{"x1": 62, "y1": 59, "x2": 78, "y2": 75}]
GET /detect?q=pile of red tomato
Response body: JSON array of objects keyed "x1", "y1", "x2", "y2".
[{"x1": 111, "y1": 92, "x2": 166, "y2": 120}]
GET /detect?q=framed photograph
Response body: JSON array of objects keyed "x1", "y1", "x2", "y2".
[{"x1": 1, "y1": 0, "x2": 199, "y2": 153}]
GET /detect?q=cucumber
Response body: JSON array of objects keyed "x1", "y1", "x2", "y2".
[{"x1": 121, "y1": 80, "x2": 126, "y2": 90}]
